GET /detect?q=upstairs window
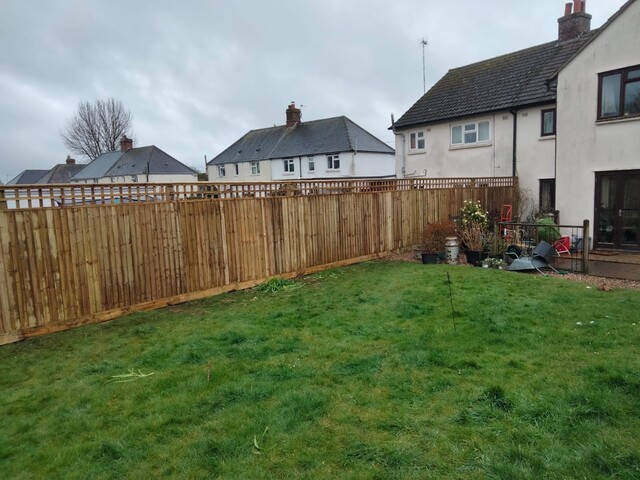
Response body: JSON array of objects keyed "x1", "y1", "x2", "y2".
[
  {"x1": 308, "y1": 156, "x2": 315, "y2": 172},
  {"x1": 541, "y1": 108, "x2": 556, "y2": 136},
  {"x1": 598, "y1": 65, "x2": 640, "y2": 120},
  {"x1": 327, "y1": 154, "x2": 340, "y2": 170},
  {"x1": 283, "y1": 158, "x2": 295, "y2": 173},
  {"x1": 251, "y1": 162, "x2": 260, "y2": 175},
  {"x1": 409, "y1": 131, "x2": 425, "y2": 151},
  {"x1": 217, "y1": 165, "x2": 226, "y2": 177},
  {"x1": 451, "y1": 120, "x2": 491, "y2": 146},
  {"x1": 233, "y1": 163, "x2": 239, "y2": 176}
]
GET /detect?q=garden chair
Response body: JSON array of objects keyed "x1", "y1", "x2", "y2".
[{"x1": 553, "y1": 236, "x2": 571, "y2": 255}]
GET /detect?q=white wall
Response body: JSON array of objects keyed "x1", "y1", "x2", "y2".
[
  {"x1": 515, "y1": 105, "x2": 557, "y2": 202},
  {"x1": 269, "y1": 152, "x2": 394, "y2": 181},
  {"x1": 556, "y1": 0, "x2": 640, "y2": 229},
  {"x1": 207, "y1": 161, "x2": 272, "y2": 182},
  {"x1": 394, "y1": 112, "x2": 514, "y2": 179}
]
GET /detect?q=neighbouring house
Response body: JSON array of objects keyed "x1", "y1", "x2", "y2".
[
  {"x1": 71, "y1": 136, "x2": 198, "y2": 184},
  {"x1": 36, "y1": 156, "x2": 85, "y2": 184},
  {"x1": 6, "y1": 169, "x2": 49, "y2": 185},
  {"x1": 5, "y1": 157, "x2": 84, "y2": 208},
  {"x1": 206, "y1": 103, "x2": 395, "y2": 181},
  {"x1": 392, "y1": 0, "x2": 640, "y2": 250}
]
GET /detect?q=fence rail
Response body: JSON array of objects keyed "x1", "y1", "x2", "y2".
[
  {"x1": 0, "y1": 179, "x2": 517, "y2": 344},
  {"x1": 0, "y1": 177, "x2": 516, "y2": 209}
]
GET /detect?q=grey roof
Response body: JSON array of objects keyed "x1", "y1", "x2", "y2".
[
  {"x1": 104, "y1": 146, "x2": 197, "y2": 177},
  {"x1": 7, "y1": 169, "x2": 49, "y2": 185},
  {"x1": 71, "y1": 151, "x2": 123, "y2": 180},
  {"x1": 394, "y1": 31, "x2": 598, "y2": 129},
  {"x1": 37, "y1": 164, "x2": 85, "y2": 184},
  {"x1": 208, "y1": 116, "x2": 394, "y2": 166}
]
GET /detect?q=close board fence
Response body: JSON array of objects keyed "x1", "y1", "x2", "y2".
[{"x1": 0, "y1": 179, "x2": 517, "y2": 344}]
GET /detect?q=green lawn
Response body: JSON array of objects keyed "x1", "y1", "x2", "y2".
[{"x1": 1, "y1": 262, "x2": 640, "y2": 479}]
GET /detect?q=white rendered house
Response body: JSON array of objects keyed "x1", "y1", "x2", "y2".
[{"x1": 207, "y1": 103, "x2": 395, "y2": 182}]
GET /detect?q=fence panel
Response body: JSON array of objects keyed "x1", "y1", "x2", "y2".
[{"x1": 0, "y1": 179, "x2": 517, "y2": 344}]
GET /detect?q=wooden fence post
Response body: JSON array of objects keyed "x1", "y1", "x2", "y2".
[
  {"x1": 582, "y1": 219, "x2": 590, "y2": 274},
  {"x1": 0, "y1": 187, "x2": 6, "y2": 211}
]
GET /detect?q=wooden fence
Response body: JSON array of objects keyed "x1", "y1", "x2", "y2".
[{"x1": 0, "y1": 178, "x2": 517, "y2": 344}]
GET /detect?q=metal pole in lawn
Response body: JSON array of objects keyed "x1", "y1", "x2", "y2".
[{"x1": 446, "y1": 271, "x2": 456, "y2": 331}]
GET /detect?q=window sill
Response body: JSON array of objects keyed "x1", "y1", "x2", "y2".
[
  {"x1": 326, "y1": 170, "x2": 341, "y2": 173},
  {"x1": 408, "y1": 150, "x2": 426, "y2": 155},
  {"x1": 282, "y1": 173, "x2": 295, "y2": 176},
  {"x1": 539, "y1": 135, "x2": 555, "y2": 141},
  {"x1": 449, "y1": 142, "x2": 492, "y2": 151},
  {"x1": 596, "y1": 115, "x2": 640, "y2": 125}
]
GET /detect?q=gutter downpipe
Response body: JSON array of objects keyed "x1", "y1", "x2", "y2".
[
  {"x1": 510, "y1": 108, "x2": 518, "y2": 177},
  {"x1": 390, "y1": 114, "x2": 406, "y2": 179}
]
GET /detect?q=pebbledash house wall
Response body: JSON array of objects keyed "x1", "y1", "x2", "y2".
[
  {"x1": 555, "y1": 0, "x2": 640, "y2": 229},
  {"x1": 394, "y1": 112, "x2": 514, "y2": 179},
  {"x1": 394, "y1": 105, "x2": 559, "y2": 202},
  {"x1": 514, "y1": 104, "x2": 558, "y2": 201}
]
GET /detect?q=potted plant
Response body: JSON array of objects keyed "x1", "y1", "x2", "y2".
[
  {"x1": 460, "y1": 200, "x2": 489, "y2": 266},
  {"x1": 422, "y1": 220, "x2": 457, "y2": 264}
]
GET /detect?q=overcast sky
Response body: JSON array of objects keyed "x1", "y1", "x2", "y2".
[{"x1": 0, "y1": 0, "x2": 628, "y2": 183}]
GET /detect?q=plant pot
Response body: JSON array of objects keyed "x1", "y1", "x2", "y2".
[
  {"x1": 421, "y1": 253, "x2": 439, "y2": 264},
  {"x1": 465, "y1": 250, "x2": 482, "y2": 266}
]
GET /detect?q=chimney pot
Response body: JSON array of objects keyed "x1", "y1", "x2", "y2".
[
  {"x1": 65, "y1": 155, "x2": 75, "y2": 165},
  {"x1": 564, "y1": 2, "x2": 572, "y2": 16},
  {"x1": 120, "y1": 135, "x2": 133, "y2": 152},
  {"x1": 285, "y1": 102, "x2": 302, "y2": 127},
  {"x1": 558, "y1": 0, "x2": 591, "y2": 41}
]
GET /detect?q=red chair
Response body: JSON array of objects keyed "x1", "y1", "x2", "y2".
[
  {"x1": 553, "y1": 236, "x2": 571, "y2": 255},
  {"x1": 500, "y1": 205, "x2": 513, "y2": 238}
]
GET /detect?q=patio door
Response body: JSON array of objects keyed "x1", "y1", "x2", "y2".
[{"x1": 594, "y1": 171, "x2": 640, "y2": 250}]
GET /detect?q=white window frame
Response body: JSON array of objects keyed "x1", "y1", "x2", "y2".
[
  {"x1": 217, "y1": 165, "x2": 226, "y2": 177},
  {"x1": 308, "y1": 156, "x2": 315, "y2": 172},
  {"x1": 409, "y1": 131, "x2": 425, "y2": 151},
  {"x1": 283, "y1": 158, "x2": 295, "y2": 173},
  {"x1": 251, "y1": 161, "x2": 261, "y2": 175},
  {"x1": 327, "y1": 154, "x2": 340, "y2": 171},
  {"x1": 450, "y1": 120, "x2": 491, "y2": 147}
]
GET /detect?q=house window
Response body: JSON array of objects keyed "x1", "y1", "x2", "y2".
[
  {"x1": 251, "y1": 162, "x2": 260, "y2": 175},
  {"x1": 451, "y1": 120, "x2": 491, "y2": 146},
  {"x1": 539, "y1": 179, "x2": 556, "y2": 213},
  {"x1": 409, "y1": 131, "x2": 425, "y2": 151},
  {"x1": 233, "y1": 163, "x2": 239, "y2": 176},
  {"x1": 217, "y1": 165, "x2": 226, "y2": 177},
  {"x1": 308, "y1": 156, "x2": 315, "y2": 172},
  {"x1": 541, "y1": 109, "x2": 556, "y2": 136},
  {"x1": 327, "y1": 154, "x2": 340, "y2": 170},
  {"x1": 283, "y1": 158, "x2": 295, "y2": 173},
  {"x1": 598, "y1": 65, "x2": 640, "y2": 120}
]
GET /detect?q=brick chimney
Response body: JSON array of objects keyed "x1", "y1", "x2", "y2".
[
  {"x1": 558, "y1": 0, "x2": 591, "y2": 42},
  {"x1": 65, "y1": 155, "x2": 75, "y2": 165},
  {"x1": 285, "y1": 102, "x2": 301, "y2": 127},
  {"x1": 120, "y1": 135, "x2": 133, "y2": 152}
]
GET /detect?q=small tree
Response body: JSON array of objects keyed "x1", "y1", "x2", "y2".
[{"x1": 61, "y1": 98, "x2": 133, "y2": 160}]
